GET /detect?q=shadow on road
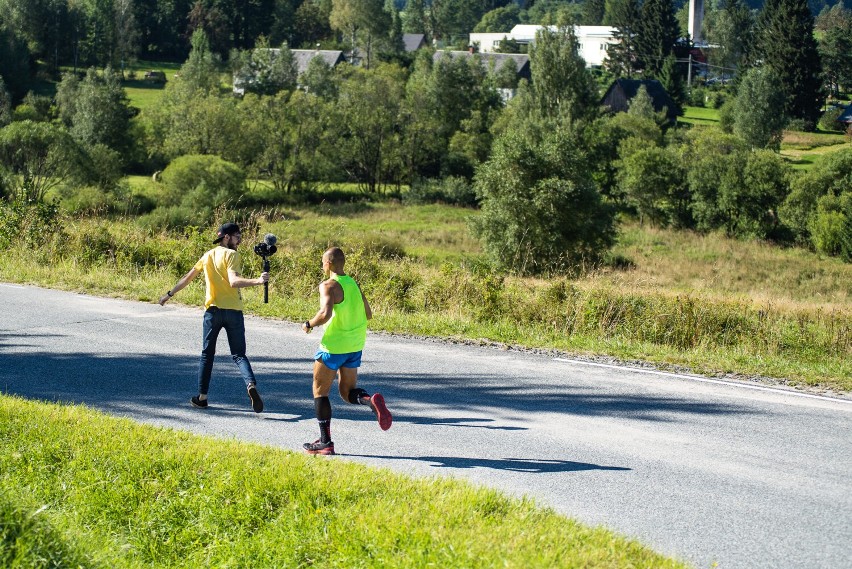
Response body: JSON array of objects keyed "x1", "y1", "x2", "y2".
[
  {"x1": 344, "y1": 453, "x2": 632, "y2": 473},
  {"x1": 1, "y1": 331, "x2": 759, "y2": 428}
]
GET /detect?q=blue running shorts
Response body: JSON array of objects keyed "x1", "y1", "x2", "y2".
[{"x1": 314, "y1": 350, "x2": 362, "y2": 371}]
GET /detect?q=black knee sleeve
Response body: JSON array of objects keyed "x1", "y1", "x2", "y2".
[
  {"x1": 314, "y1": 396, "x2": 332, "y2": 421},
  {"x1": 347, "y1": 388, "x2": 369, "y2": 404}
]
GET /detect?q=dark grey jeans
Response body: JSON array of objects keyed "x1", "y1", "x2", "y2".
[{"x1": 198, "y1": 307, "x2": 256, "y2": 395}]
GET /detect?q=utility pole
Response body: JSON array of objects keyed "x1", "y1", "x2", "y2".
[{"x1": 687, "y1": 52, "x2": 692, "y2": 89}]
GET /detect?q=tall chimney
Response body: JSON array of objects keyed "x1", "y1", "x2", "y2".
[{"x1": 688, "y1": 0, "x2": 704, "y2": 44}]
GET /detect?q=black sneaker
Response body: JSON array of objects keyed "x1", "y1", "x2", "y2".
[
  {"x1": 190, "y1": 395, "x2": 208, "y2": 409},
  {"x1": 247, "y1": 384, "x2": 263, "y2": 413},
  {"x1": 303, "y1": 439, "x2": 335, "y2": 455}
]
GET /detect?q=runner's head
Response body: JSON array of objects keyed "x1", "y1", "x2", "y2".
[{"x1": 322, "y1": 247, "x2": 345, "y2": 274}]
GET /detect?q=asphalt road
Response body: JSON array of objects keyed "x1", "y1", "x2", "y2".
[{"x1": 2, "y1": 283, "x2": 851, "y2": 569}]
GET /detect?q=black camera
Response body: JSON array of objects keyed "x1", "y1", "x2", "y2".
[
  {"x1": 254, "y1": 241, "x2": 277, "y2": 258},
  {"x1": 254, "y1": 234, "x2": 278, "y2": 303}
]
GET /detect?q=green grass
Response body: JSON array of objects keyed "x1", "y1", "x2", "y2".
[
  {"x1": 1, "y1": 212, "x2": 849, "y2": 392},
  {"x1": 122, "y1": 60, "x2": 183, "y2": 111},
  {"x1": 0, "y1": 395, "x2": 689, "y2": 569},
  {"x1": 678, "y1": 105, "x2": 720, "y2": 126}
]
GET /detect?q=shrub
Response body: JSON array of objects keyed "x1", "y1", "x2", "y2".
[
  {"x1": 0, "y1": 197, "x2": 64, "y2": 255},
  {"x1": 159, "y1": 154, "x2": 246, "y2": 212},
  {"x1": 473, "y1": 126, "x2": 616, "y2": 275},
  {"x1": 818, "y1": 107, "x2": 844, "y2": 132},
  {"x1": 688, "y1": 86, "x2": 707, "y2": 107},
  {"x1": 59, "y1": 185, "x2": 115, "y2": 216},
  {"x1": 136, "y1": 205, "x2": 206, "y2": 231},
  {"x1": 779, "y1": 147, "x2": 852, "y2": 244},
  {"x1": 809, "y1": 191, "x2": 852, "y2": 261},
  {"x1": 404, "y1": 177, "x2": 478, "y2": 206},
  {"x1": 705, "y1": 89, "x2": 727, "y2": 109}
]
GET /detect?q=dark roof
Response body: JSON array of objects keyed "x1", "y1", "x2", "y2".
[
  {"x1": 432, "y1": 51, "x2": 531, "y2": 79},
  {"x1": 291, "y1": 50, "x2": 346, "y2": 75},
  {"x1": 600, "y1": 78, "x2": 678, "y2": 122},
  {"x1": 839, "y1": 103, "x2": 852, "y2": 125},
  {"x1": 403, "y1": 34, "x2": 427, "y2": 52}
]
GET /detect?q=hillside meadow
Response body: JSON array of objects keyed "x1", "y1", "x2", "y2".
[{"x1": 2, "y1": 193, "x2": 849, "y2": 393}]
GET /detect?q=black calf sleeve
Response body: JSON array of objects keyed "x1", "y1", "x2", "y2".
[
  {"x1": 348, "y1": 388, "x2": 370, "y2": 404},
  {"x1": 314, "y1": 396, "x2": 332, "y2": 420}
]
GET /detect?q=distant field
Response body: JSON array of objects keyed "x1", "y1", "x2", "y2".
[
  {"x1": 123, "y1": 60, "x2": 182, "y2": 111},
  {"x1": 679, "y1": 105, "x2": 720, "y2": 126}
]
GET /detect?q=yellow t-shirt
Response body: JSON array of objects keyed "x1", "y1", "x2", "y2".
[{"x1": 193, "y1": 246, "x2": 243, "y2": 310}]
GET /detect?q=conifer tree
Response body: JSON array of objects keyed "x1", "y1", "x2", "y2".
[
  {"x1": 635, "y1": 0, "x2": 679, "y2": 77},
  {"x1": 754, "y1": 0, "x2": 823, "y2": 130},
  {"x1": 603, "y1": 0, "x2": 641, "y2": 77}
]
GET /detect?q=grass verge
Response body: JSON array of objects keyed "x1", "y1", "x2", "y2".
[{"x1": 0, "y1": 395, "x2": 688, "y2": 569}]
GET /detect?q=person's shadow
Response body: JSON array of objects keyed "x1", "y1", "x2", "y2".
[{"x1": 343, "y1": 453, "x2": 631, "y2": 473}]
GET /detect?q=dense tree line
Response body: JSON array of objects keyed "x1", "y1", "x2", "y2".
[{"x1": 1, "y1": 2, "x2": 851, "y2": 273}]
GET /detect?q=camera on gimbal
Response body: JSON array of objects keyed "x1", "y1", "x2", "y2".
[
  {"x1": 254, "y1": 234, "x2": 278, "y2": 303},
  {"x1": 254, "y1": 241, "x2": 277, "y2": 258}
]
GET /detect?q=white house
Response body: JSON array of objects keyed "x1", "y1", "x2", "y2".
[{"x1": 469, "y1": 25, "x2": 617, "y2": 67}]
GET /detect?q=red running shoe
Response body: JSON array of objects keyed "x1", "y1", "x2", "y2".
[
  {"x1": 370, "y1": 393, "x2": 392, "y2": 431},
  {"x1": 303, "y1": 439, "x2": 335, "y2": 455}
]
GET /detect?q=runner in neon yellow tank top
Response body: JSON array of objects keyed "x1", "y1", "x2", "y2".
[{"x1": 301, "y1": 247, "x2": 392, "y2": 455}]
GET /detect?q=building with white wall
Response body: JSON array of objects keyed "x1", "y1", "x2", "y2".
[{"x1": 469, "y1": 25, "x2": 617, "y2": 67}]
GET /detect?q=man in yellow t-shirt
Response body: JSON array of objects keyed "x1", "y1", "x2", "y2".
[
  {"x1": 300, "y1": 247, "x2": 392, "y2": 455},
  {"x1": 159, "y1": 223, "x2": 269, "y2": 413}
]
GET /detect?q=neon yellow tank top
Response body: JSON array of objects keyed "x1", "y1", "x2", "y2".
[{"x1": 320, "y1": 275, "x2": 367, "y2": 354}]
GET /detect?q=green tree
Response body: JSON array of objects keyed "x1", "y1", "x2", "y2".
[
  {"x1": 180, "y1": 29, "x2": 222, "y2": 94},
  {"x1": 810, "y1": 191, "x2": 852, "y2": 261},
  {"x1": 635, "y1": 0, "x2": 680, "y2": 77},
  {"x1": 0, "y1": 76, "x2": 11, "y2": 127},
  {"x1": 330, "y1": 0, "x2": 391, "y2": 68},
  {"x1": 627, "y1": 84, "x2": 655, "y2": 118},
  {"x1": 584, "y1": 0, "x2": 606, "y2": 25},
  {"x1": 334, "y1": 64, "x2": 406, "y2": 192},
  {"x1": 293, "y1": 0, "x2": 334, "y2": 48},
  {"x1": 779, "y1": 147, "x2": 852, "y2": 245},
  {"x1": 732, "y1": 66, "x2": 787, "y2": 150},
  {"x1": 720, "y1": 150, "x2": 790, "y2": 239},
  {"x1": 473, "y1": 125, "x2": 616, "y2": 275},
  {"x1": 300, "y1": 56, "x2": 341, "y2": 99},
  {"x1": 241, "y1": 90, "x2": 336, "y2": 192},
  {"x1": 603, "y1": 0, "x2": 641, "y2": 77},
  {"x1": 583, "y1": 112, "x2": 664, "y2": 203},
  {"x1": 817, "y1": 4, "x2": 852, "y2": 96},
  {"x1": 527, "y1": 24, "x2": 598, "y2": 123},
  {"x1": 0, "y1": 23, "x2": 32, "y2": 101},
  {"x1": 703, "y1": 0, "x2": 754, "y2": 72},
  {"x1": 754, "y1": 0, "x2": 823, "y2": 130},
  {"x1": 398, "y1": 54, "x2": 446, "y2": 182},
  {"x1": 431, "y1": 0, "x2": 488, "y2": 44},
  {"x1": 55, "y1": 67, "x2": 135, "y2": 156},
  {"x1": 658, "y1": 52, "x2": 684, "y2": 110},
  {"x1": 474, "y1": 5, "x2": 521, "y2": 33},
  {"x1": 234, "y1": 37, "x2": 298, "y2": 96},
  {"x1": 0, "y1": 121, "x2": 86, "y2": 202},
  {"x1": 617, "y1": 145, "x2": 688, "y2": 226},
  {"x1": 681, "y1": 128, "x2": 749, "y2": 231},
  {"x1": 402, "y1": 0, "x2": 429, "y2": 35}
]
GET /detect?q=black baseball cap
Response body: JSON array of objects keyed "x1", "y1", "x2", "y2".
[{"x1": 213, "y1": 222, "x2": 240, "y2": 243}]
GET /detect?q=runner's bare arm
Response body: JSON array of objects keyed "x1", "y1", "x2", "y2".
[
  {"x1": 361, "y1": 290, "x2": 372, "y2": 320},
  {"x1": 303, "y1": 280, "x2": 338, "y2": 332}
]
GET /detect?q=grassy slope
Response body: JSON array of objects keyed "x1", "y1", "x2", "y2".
[
  {"x1": 0, "y1": 395, "x2": 688, "y2": 569},
  {"x1": 680, "y1": 105, "x2": 851, "y2": 170}
]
